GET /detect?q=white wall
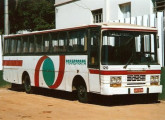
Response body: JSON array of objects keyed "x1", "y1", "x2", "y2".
[
  {"x1": 55, "y1": 0, "x2": 71, "y2": 4},
  {"x1": 55, "y1": 0, "x2": 154, "y2": 28},
  {"x1": 56, "y1": 0, "x2": 105, "y2": 29},
  {"x1": 109, "y1": 0, "x2": 154, "y2": 21}
]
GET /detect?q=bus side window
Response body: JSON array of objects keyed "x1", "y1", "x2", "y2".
[
  {"x1": 16, "y1": 37, "x2": 22, "y2": 53},
  {"x1": 79, "y1": 30, "x2": 87, "y2": 52},
  {"x1": 68, "y1": 32, "x2": 74, "y2": 52},
  {"x1": 4, "y1": 38, "x2": 10, "y2": 54},
  {"x1": 43, "y1": 34, "x2": 50, "y2": 52},
  {"x1": 23, "y1": 36, "x2": 29, "y2": 53},
  {"x1": 51, "y1": 32, "x2": 59, "y2": 53},
  {"x1": 68, "y1": 30, "x2": 87, "y2": 52},
  {"x1": 58, "y1": 32, "x2": 67, "y2": 52},
  {"x1": 11, "y1": 38, "x2": 17, "y2": 53},
  {"x1": 36, "y1": 35, "x2": 43, "y2": 53},
  {"x1": 29, "y1": 36, "x2": 35, "y2": 53}
]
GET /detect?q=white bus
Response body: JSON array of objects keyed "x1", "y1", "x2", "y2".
[{"x1": 3, "y1": 23, "x2": 162, "y2": 103}]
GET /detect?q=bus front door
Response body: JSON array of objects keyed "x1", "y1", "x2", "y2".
[{"x1": 88, "y1": 29, "x2": 100, "y2": 93}]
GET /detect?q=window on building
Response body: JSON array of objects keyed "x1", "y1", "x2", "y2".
[
  {"x1": 119, "y1": 2, "x2": 131, "y2": 18},
  {"x1": 92, "y1": 9, "x2": 103, "y2": 23}
]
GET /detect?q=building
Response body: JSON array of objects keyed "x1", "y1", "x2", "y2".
[
  {"x1": 55, "y1": 0, "x2": 156, "y2": 29},
  {"x1": 55, "y1": 0, "x2": 164, "y2": 67}
]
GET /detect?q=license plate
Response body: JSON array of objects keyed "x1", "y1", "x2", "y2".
[{"x1": 134, "y1": 88, "x2": 143, "y2": 93}]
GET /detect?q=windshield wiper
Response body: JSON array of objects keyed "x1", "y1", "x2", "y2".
[
  {"x1": 147, "y1": 56, "x2": 151, "y2": 68},
  {"x1": 123, "y1": 53, "x2": 134, "y2": 69},
  {"x1": 123, "y1": 36, "x2": 135, "y2": 69}
]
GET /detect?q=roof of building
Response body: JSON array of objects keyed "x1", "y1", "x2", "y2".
[{"x1": 54, "y1": 0, "x2": 78, "y2": 7}]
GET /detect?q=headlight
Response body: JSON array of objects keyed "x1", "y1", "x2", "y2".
[
  {"x1": 116, "y1": 77, "x2": 121, "y2": 84},
  {"x1": 110, "y1": 76, "x2": 122, "y2": 87},
  {"x1": 150, "y1": 75, "x2": 159, "y2": 85},
  {"x1": 150, "y1": 76, "x2": 154, "y2": 82},
  {"x1": 155, "y1": 76, "x2": 159, "y2": 82},
  {"x1": 111, "y1": 77, "x2": 116, "y2": 84}
]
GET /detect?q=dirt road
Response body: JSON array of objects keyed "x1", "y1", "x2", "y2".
[{"x1": 0, "y1": 88, "x2": 165, "y2": 120}]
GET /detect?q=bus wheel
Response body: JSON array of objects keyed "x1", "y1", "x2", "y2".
[
  {"x1": 148, "y1": 93, "x2": 158, "y2": 103},
  {"x1": 24, "y1": 75, "x2": 33, "y2": 94},
  {"x1": 11, "y1": 83, "x2": 19, "y2": 90},
  {"x1": 77, "y1": 84, "x2": 89, "y2": 103}
]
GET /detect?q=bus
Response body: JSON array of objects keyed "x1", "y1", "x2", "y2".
[{"x1": 3, "y1": 23, "x2": 162, "y2": 103}]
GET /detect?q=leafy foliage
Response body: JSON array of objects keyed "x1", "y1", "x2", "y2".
[{"x1": 0, "y1": 0, "x2": 55, "y2": 34}]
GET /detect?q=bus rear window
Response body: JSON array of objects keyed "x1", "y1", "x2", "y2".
[{"x1": 4, "y1": 38, "x2": 10, "y2": 54}]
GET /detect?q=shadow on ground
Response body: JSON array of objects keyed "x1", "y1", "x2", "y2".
[{"x1": 8, "y1": 86, "x2": 160, "y2": 107}]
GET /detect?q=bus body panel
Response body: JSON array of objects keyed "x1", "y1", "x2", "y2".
[
  {"x1": 2, "y1": 23, "x2": 162, "y2": 100},
  {"x1": 101, "y1": 85, "x2": 162, "y2": 95}
]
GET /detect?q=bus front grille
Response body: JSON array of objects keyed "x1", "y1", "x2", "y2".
[{"x1": 127, "y1": 75, "x2": 146, "y2": 85}]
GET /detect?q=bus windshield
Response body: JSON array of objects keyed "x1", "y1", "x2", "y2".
[{"x1": 101, "y1": 30, "x2": 158, "y2": 65}]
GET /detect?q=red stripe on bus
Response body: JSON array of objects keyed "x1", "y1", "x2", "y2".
[
  {"x1": 34, "y1": 56, "x2": 48, "y2": 87},
  {"x1": 89, "y1": 69, "x2": 161, "y2": 75},
  {"x1": 49, "y1": 55, "x2": 65, "y2": 89},
  {"x1": 89, "y1": 69, "x2": 100, "y2": 74},
  {"x1": 3, "y1": 60, "x2": 23, "y2": 66}
]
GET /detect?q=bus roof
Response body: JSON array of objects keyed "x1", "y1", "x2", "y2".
[{"x1": 4, "y1": 22, "x2": 157, "y2": 38}]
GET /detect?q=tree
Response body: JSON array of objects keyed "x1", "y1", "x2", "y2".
[
  {"x1": 0, "y1": 0, "x2": 5, "y2": 34},
  {"x1": 0, "y1": 0, "x2": 55, "y2": 34}
]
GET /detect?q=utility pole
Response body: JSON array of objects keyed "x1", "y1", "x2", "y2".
[
  {"x1": 163, "y1": 10, "x2": 165, "y2": 66},
  {"x1": 4, "y1": 0, "x2": 9, "y2": 35}
]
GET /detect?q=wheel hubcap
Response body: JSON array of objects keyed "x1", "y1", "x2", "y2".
[{"x1": 79, "y1": 86, "x2": 86, "y2": 97}]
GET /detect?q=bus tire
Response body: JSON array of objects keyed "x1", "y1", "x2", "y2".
[
  {"x1": 11, "y1": 83, "x2": 19, "y2": 90},
  {"x1": 77, "y1": 84, "x2": 89, "y2": 103},
  {"x1": 24, "y1": 75, "x2": 33, "y2": 94},
  {"x1": 148, "y1": 93, "x2": 158, "y2": 103}
]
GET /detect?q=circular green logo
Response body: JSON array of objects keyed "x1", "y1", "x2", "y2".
[{"x1": 42, "y1": 58, "x2": 55, "y2": 86}]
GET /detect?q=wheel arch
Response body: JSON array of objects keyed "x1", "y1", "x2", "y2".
[
  {"x1": 22, "y1": 71, "x2": 29, "y2": 84},
  {"x1": 72, "y1": 75, "x2": 88, "y2": 92}
]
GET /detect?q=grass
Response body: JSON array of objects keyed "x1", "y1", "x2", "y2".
[
  {"x1": 159, "y1": 67, "x2": 165, "y2": 100},
  {"x1": 0, "y1": 71, "x2": 11, "y2": 88}
]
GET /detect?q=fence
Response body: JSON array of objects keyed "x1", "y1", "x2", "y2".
[
  {"x1": 111, "y1": 12, "x2": 165, "y2": 99},
  {"x1": 111, "y1": 12, "x2": 164, "y2": 67}
]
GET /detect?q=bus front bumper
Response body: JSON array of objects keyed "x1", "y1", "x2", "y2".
[{"x1": 101, "y1": 85, "x2": 162, "y2": 95}]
